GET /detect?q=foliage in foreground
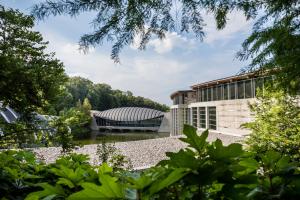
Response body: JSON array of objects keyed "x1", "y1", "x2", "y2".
[
  {"x1": 243, "y1": 88, "x2": 300, "y2": 161},
  {"x1": 1, "y1": 125, "x2": 299, "y2": 200}
]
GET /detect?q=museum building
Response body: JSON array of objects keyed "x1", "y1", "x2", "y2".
[{"x1": 170, "y1": 73, "x2": 272, "y2": 136}]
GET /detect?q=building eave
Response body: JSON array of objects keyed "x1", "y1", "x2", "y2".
[
  {"x1": 170, "y1": 90, "x2": 194, "y2": 99},
  {"x1": 190, "y1": 72, "x2": 258, "y2": 89}
]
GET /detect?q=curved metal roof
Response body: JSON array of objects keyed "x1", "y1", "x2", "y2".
[{"x1": 93, "y1": 107, "x2": 164, "y2": 121}]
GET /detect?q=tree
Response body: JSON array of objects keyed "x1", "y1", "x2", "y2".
[
  {"x1": 82, "y1": 98, "x2": 92, "y2": 115},
  {"x1": 0, "y1": 6, "x2": 67, "y2": 148},
  {"x1": 66, "y1": 76, "x2": 93, "y2": 107},
  {"x1": 65, "y1": 76, "x2": 169, "y2": 111},
  {"x1": 243, "y1": 87, "x2": 300, "y2": 161},
  {"x1": 0, "y1": 5, "x2": 67, "y2": 116},
  {"x1": 32, "y1": 0, "x2": 300, "y2": 90}
]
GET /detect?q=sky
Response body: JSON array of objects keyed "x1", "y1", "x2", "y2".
[{"x1": 2, "y1": 0, "x2": 253, "y2": 105}]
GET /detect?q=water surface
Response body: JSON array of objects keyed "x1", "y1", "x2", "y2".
[{"x1": 75, "y1": 131, "x2": 170, "y2": 145}]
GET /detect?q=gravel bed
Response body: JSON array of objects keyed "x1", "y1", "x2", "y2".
[{"x1": 33, "y1": 132, "x2": 244, "y2": 169}]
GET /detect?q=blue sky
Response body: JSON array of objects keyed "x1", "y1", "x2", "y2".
[{"x1": 2, "y1": 0, "x2": 253, "y2": 105}]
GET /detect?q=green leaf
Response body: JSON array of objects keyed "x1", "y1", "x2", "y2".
[
  {"x1": 208, "y1": 139, "x2": 243, "y2": 160},
  {"x1": 68, "y1": 164, "x2": 124, "y2": 200},
  {"x1": 159, "y1": 149, "x2": 198, "y2": 169},
  {"x1": 67, "y1": 182, "x2": 124, "y2": 200},
  {"x1": 262, "y1": 151, "x2": 281, "y2": 167},
  {"x1": 25, "y1": 183, "x2": 65, "y2": 200},
  {"x1": 180, "y1": 125, "x2": 208, "y2": 153},
  {"x1": 239, "y1": 158, "x2": 259, "y2": 174},
  {"x1": 148, "y1": 168, "x2": 188, "y2": 196},
  {"x1": 127, "y1": 174, "x2": 156, "y2": 190},
  {"x1": 57, "y1": 178, "x2": 75, "y2": 188}
]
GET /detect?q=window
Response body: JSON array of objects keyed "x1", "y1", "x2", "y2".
[
  {"x1": 255, "y1": 78, "x2": 264, "y2": 96},
  {"x1": 202, "y1": 89, "x2": 207, "y2": 102},
  {"x1": 237, "y1": 81, "x2": 245, "y2": 99},
  {"x1": 180, "y1": 94, "x2": 185, "y2": 104},
  {"x1": 185, "y1": 108, "x2": 190, "y2": 125},
  {"x1": 213, "y1": 87, "x2": 217, "y2": 101},
  {"x1": 245, "y1": 79, "x2": 253, "y2": 98},
  {"x1": 208, "y1": 107, "x2": 217, "y2": 130},
  {"x1": 197, "y1": 89, "x2": 202, "y2": 102},
  {"x1": 217, "y1": 85, "x2": 222, "y2": 100},
  {"x1": 199, "y1": 107, "x2": 206, "y2": 128},
  {"x1": 223, "y1": 84, "x2": 228, "y2": 100},
  {"x1": 192, "y1": 107, "x2": 197, "y2": 127},
  {"x1": 207, "y1": 88, "x2": 212, "y2": 101},
  {"x1": 230, "y1": 82, "x2": 236, "y2": 100}
]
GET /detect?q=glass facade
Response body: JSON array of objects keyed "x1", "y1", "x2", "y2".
[
  {"x1": 199, "y1": 107, "x2": 206, "y2": 128},
  {"x1": 192, "y1": 107, "x2": 197, "y2": 127},
  {"x1": 229, "y1": 82, "x2": 236, "y2": 100},
  {"x1": 208, "y1": 107, "x2": 216, "y2": 130},
  {"x1": 223, "y1": 84, "x2": 229, "y2": 100},
  {"x1": 94, "y1": 107, "x2": 164, "y2": 128},
  {"x1": 196, "y1": 77, "x2": 270, "y2": 102},
  {"x1": 184, "y1": 108, "x2": 190, "y2": 125},
  {"x1": 237, "y1": 81, "x2": 244, "y2": 99}
]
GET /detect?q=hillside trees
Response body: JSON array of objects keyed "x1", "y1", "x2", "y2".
[{"x1": 61, "y1": 76, "x2": 169, "y2": 112}]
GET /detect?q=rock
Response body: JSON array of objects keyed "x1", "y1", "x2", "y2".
[{"x1": 32, "y1": 132, "x2": 244, "y2": 169}]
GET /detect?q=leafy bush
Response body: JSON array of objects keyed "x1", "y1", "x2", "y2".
[
  {"x1": 0, "y1": 125, "x2": 299, "y2": 200},
  {"x1": 58, "y1": 99, "x2": 92, "y2": 140},
  {"x1": 96, "y1": 141, "x2": 133, "y2": 171},
  {"x1": 243, "y1": 88, "x2": 300, "y2": 161}
]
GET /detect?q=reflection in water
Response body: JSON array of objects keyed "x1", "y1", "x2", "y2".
[{"x1": 75, "y1": 131, "x2": 170, "y2": 145}]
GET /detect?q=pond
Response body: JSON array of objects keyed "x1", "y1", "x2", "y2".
[{"x1": 75, "y1": 131, "x2": 170, "y2": 145}]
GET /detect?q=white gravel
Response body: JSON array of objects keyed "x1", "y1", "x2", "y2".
[{"x1": 33, "y1": 132, "x2": 244, "y2": 169}]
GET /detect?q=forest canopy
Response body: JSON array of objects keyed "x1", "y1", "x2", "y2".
[{"x1": 56, "y1": 76, "x2": 169, "y2": 113}]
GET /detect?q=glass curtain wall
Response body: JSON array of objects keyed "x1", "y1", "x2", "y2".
[
  {"x1": 196, "y1": 77, "x2": 268, "y2": 102},
  {"x1": 199, "y1": 107, "x2": 206, "y2": 128},
  {"x1": 192, "y1": 107, "x2": 197, "y2": 127},
  {"x1": 184, "y1": 108, "x2": 191, "y2": 125},
  {"x1": 208, "y1": 107, "x2": 216, "y2": 130}
]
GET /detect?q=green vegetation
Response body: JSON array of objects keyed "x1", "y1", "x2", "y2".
[
  {"x1": 0, "y1": 125, "x2": 299, "y2": 200},
  {"x1": 0, "y1": 5, "x2": 67, "y2": 148},
  {"x1": 96, "y1": 141, "x2": 133, "y2": 171},
  {"x1": 243, "y1": 87, "x2": 300, "y2": 161},
  {"x1": 1, "y1": 2, "x2": 300, "y2": 199},
  {"x1": 58, "y1": 76, "x2": 169, "y2": 112},
  {"x1": 0, "y1": 5, "x2": 66, "y2": 116},
  {"x1": 0, "y1": 5, "x2": 168, "y2": 148},
  {"x1": 32, "y1": 0, "x2": 300, "y2": 91}
]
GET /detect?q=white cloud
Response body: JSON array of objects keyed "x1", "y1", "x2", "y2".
[
  {"x1": 203, "y1": 11, "x2": 253, "y2": 45},
  {"x1": 148, "y1": 32, "x2": 196, "y2": 54},
  {"x1": 41, "y1": 31, "x2": 190, "y2": 104},
  {"x1": 35, "y1": 10, "x2": 252, "y2": 105}
]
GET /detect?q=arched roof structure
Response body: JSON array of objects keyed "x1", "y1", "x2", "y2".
[{"x1": 93, "y1": 107, "x2": 164, "y2": 122}]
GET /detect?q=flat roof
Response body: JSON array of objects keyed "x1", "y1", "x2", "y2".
[
  {"x1": 190, "y1": 72, "x2": 258, "y2": 89},
  {"x1": 170, "y1": 90, "x2": 194, "y2": 99}
]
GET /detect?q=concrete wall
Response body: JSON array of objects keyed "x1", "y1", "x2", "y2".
[
  {"x1": 189, "y1": 98, "x2": 255, "y2": 136},
  {"x1": 158, "y1": 112, "x2": 171, "y2": 133},
  {"x1": 170, "y1": 105, "x2": 188, "y2": 136},
  {"x1": 90, "y1": 115, "x2": 99, "y2": 131}
]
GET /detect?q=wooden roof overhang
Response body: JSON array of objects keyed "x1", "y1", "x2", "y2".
[{"x1": 190, "y1": 73, "x2": 258, "y2": 90}]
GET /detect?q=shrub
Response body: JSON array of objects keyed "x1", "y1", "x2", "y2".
[
  {"x1": 0, "y1": 125, "x2": 299, "y2": 200},
  {"x1": 243, "y1": 88, "x2": 300, "y2": 161}
]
